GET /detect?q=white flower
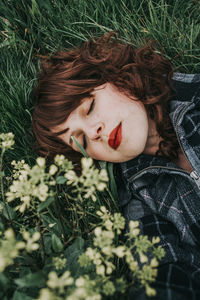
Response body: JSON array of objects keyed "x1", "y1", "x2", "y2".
[
  {"x1": 150, "y1": 258, "x2": 159, "y2": 267},
  {"x1": 36, "y1": 157, "x2": 46, "y2": 167},
  {"x1": 96, "y1": 264, "x2": 105, "y2": 276},
  {"x1": 99, "y1": 169, "x2": 109, "y2": 181},
  {"x1": 81, "y1": 157, "x2": 93, "y2": 169},
  {"x1": 152, "y1": 237, "x2": 160, "y2": 244},
  {"x1": 139, "y1": 253, "x2": 148, "y2": 263},
  {"x1": 129, "y1": 220, "x2": 139, "y2": 229},
  {"x1": 64, "y1": 170, "x2": 77, "y2": 184},
  {"x1": 94, "y1": 227, "x2": 102, "y2": 237},
  {"x1": 49, "y1": 164, "x2": 58, "y2": 175},
  {"x1": 54, "y1": 154, "x2": 65, "y2": 165},
  {"x1": 75, "y1": 277, "x2": 85, "y2": 287},
  {"x1": 113, "y1": 246, "x2": 125, "y2": 258},
  {"x1": 96, "y1": 182, "x2": 106, "y2": 191}
]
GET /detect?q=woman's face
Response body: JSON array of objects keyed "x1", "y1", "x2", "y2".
[{"x1": 56, "y1": 83, "x2": 149, "y2": 162}]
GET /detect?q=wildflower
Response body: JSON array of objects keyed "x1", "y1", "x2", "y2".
[
  {"x1": 75, "y1": 277, "x2": 85, "y2": 287},
  {"x1": 152, "y1": 237, "x2": 160, "y2": 244},
  {"x1": 102, "y1": 246, "x2": 112, "y2": 256},
  {"x1": 22, "y1": 231, "x2": 40, "y2": 252},
  {"x1": 96, "y1": 264, "x2": 105, "y2": 276},
  {"x1": 54, "y1": 154, "x2": 65, "y2": 166},
  {"x1": 145, "y1": 285, "x2": 156, "y2": 297},
  {"x1": 53, "y1": 256, "x2": 67, "y2": 270},
  {"x1": 96, "y1": 182, "x2": 106, "y2": 191},
  {"x1": 139, "y1": 253, "x2": 148, "y2": 263},
  {"x1": 104, "y1": 219, "x2": 113, "y2": 231},
  {"x1": 16, "y1": 195, "x2": 31, "y2": 213},
  {"x1": 139, "y1": 264, "x2": 158, "y2": 285},
  {"x1": 112, "y1": 213, "x2": 125, "y2": 234},
  {"x1": 37, "y1": 288, "x2": 61, "y2": 300},
  {"x1": 96, "y1": 206, "x2": 108, "y2": 217},
  {"x1": 78, "y1": 253, "x2": 91, "y2": 267},
  {"x1": 94, "y1": 230, "x2": 114, "y2": 249},
  {"x1": 94, "y1": 227, "x2": 102, "y2": 237},
  {"x1": 105, "y1": 261, "x2": 115, "y2": 274},
  {"x1": 99, "y1": 169, "x2": 109, "y2": 182},
  {"x1": 0, "y1": 228, "x2": 25, "y2": 272},
  {"x1": 0, "y1": 132, "x2": 14, "y2": 151},
  {"x1": 49, "y1": 164, "x2": 58, "y2": 175},
  {"x1": 54, "y1": 154, "x2": 73, "y2": 171},
  {"x1": 47, "y1": 271, "x2": 73, "y2": 293},
  {"x1": 128, "y1": 220, "x2": 140, "y2": 237},
  {"x1": 11, "y1": 159, "x2": 30, "y2": 180},
  {"x1": 81, "y1": 157, "x2": 93, "y2": 169},
  {"x1": 150, "y1": 258, "x2": 159, "y2": 267},
  {"x1": 102, "y1": 281, "x2": 115, "y2": 296},
  {"x1": 34, "y1": 183, "x2": 49, "y2": 202},
  {"x1": 85, "y1": 247, "x2": 95, "y2": 259},
  {"x1": 129, "y1": 220, "x2": 139, "y2": 230},
  {"x1": 64, "y1": 170, "x2": 78, "y2": 185},
  {"x1": 113, "y1": 246, "x2": 126, "y2": 258},
  {"x1": 36, "y1": 157, "x2": 46, "y2": 167}
]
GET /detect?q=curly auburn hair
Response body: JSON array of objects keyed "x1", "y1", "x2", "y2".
[{"x1": 32, "y1": 32, "x2": 179, "y2": 166}]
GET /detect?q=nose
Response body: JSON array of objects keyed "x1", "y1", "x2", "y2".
[{"x1": 87, "y1": 122, "x2": 104, "y2": 141}]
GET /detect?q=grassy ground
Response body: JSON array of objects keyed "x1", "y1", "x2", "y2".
[{"x1": 0, "y1": 0, "x2": 200, "y2": 168}]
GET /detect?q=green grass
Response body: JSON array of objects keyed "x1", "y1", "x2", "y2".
[{"x1": 0, "y1": 0, "x2": 200, "y2": 167}]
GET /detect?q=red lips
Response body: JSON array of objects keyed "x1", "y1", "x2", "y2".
[{"x1": 108, "y1": 123, "x2": 122, "y2": 150}]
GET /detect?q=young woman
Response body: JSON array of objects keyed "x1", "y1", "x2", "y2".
[{"x1": 32, "y1": 33, "x2": 200, "y2": 299}]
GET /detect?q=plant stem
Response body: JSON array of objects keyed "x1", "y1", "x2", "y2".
[
  {"x1": 0, "y1": 150, "x2": 12, "y2": 225},
  {"x1": 37, "y1": 217, "x2": 46, "y2": 265}
]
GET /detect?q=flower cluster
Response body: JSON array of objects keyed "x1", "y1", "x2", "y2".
[
  {"x1": 21, "y1": 230, "x2": 40, "y2": 252},
  {"x1": 67, "y1": 275, "x2": 102, "y2": 300},
  {"x1": 79, "y1": 207, "x2": 165, "y2": 297},
  {"x1": 0, "y1": 132, "x2": 14, "y2": 152},
  {"x1": 47, "y1": 271, "x2": 74, "y2": 294},
  {"x1": 37, "y1": 207, "x2": 164, "y2": 299},
  {"x1": 79, "y1": 207, "x2": 126, "y2": 278},
  {"x1": 11, "y1": 159, "x2": 30, "y2": 180},
  {"x1": 6, "y1": 157, "x2": 53, "y2": 212},
  {"x1": 0, "y1": 229, "x2": 25, "y2": 272},
  {"x1": 65, "y1": 158, "x2": 109, "y2": 201},
  {"x1": 53, "y1": 256, "x2": 67, "y2": 270}
]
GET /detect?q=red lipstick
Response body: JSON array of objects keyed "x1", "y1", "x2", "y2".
[{"x1": 108, "y1": 123, "x2": 122, "y2": 150}]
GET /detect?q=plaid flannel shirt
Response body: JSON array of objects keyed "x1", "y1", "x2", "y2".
[{"x1": 116, "y1": 73, "x2": 200, "y2": 299}]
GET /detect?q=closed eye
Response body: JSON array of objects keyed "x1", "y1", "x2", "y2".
[{"x1": 87, "y1": 99, "x2": 95, "y2": 115}]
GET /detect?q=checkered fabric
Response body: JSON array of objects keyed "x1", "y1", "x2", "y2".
[{"x1": 115, "y1": 73, "x2": 200, "y2": 299}]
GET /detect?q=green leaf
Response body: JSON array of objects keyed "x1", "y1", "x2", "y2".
[
  {"x1": 41, "y1": 214, "x2": 61, "y2": 237},
  {"x1": 98, "y1": 161, "x2": 107, "y2": 170},
  {"x1": 0, "y1": 171, "x2": 5, "y2": 178},
  {"x1": 15, "y1": 272, "x2": 46, "y2": 288},
  {"x1": 37, "y1": 196, "x2": 54, "y2": 212},
  {"x1": 0, "y1": 201, "x2": 16, "y2": 220},
  {"x1": 12, "y1": 291, "x2": 34, "y2": 300},
  {"x1": 107, "y1": 162, "x2": 119, "y2": 201},
  {"x1": 56, "y1": 176, "x2": 67, "y2": 184},
  {"x1": 43, "y1": 234, "x2": 52, "y2": 255},
  {"x1": 0, "y1": 273, "x2": 9, "y2": 291},
  {"x1": 51, "y1": 233, "x2": 63, "y2": 253},
  {"x1": 71, "y1": 136, "x2": 88, "y2": 158},
  {"x1": 64, "y1": 237, "x2": 85, "y2": 276}
]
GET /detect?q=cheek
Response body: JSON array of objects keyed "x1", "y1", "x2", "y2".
[{"x1": 89, "y1": 146, "x2": 109, "y2": 161}]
